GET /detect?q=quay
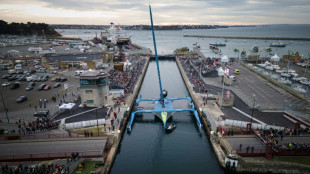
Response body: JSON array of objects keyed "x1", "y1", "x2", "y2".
[
  {"x1": 102, "y1": 56, "x2": 150, "y2": 173},
  {"x1": 184, "y1": 34, "x2": 310, "y2": 41},
  {"x1": 175, "y1": 51, "x2": 310, "y2": 173}
]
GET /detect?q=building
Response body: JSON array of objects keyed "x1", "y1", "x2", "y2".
[{"x1": 80, "y1": 70, "x2": 109, "y2": 107}]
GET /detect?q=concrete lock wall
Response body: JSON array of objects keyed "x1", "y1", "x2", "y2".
[{"x1": 64, "y1": 118, "x2": 106, "y2": 130}]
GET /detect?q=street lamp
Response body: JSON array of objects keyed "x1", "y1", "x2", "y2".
[
  {"x1": 96, "y1": 107, "x2": 99, "y2": 136},
  {"x1": 250, "y1": 94, "x2": 256, "y2": 125}
]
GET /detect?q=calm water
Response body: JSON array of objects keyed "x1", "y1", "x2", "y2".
[
  {"x1": 57, "y1": 24, "x2": 310, "y2": 58},
  {"x1": 110, "y1": 60, "x2": 224, "y2": 174}
]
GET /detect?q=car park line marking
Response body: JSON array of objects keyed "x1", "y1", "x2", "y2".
[{"x1": 232, "y1": 107, "x2": 266, "y2": 125}]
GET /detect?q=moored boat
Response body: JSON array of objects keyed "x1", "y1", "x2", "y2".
[{"x1": 270, "y1": 42, "x2": 286, "y2": 47}]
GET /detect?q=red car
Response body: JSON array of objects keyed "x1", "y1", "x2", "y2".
[{"x1": 43, "y1": 85, "x2": 51, "y2": 91}]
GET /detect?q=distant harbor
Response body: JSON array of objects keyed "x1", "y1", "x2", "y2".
[{"x1": 184, "y1": 34, "x2": 310, "y2": 41}]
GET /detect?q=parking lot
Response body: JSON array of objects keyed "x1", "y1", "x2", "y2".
[{"x1": 0, "y1": 65, "x2": 80, "y2": 124}]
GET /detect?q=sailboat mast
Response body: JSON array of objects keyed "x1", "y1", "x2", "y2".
[{"x1": 149, "y1": 5, "x2": 165, "y2": 106}]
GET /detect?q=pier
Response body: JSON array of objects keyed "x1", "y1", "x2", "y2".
[{"x1": 184, "y1": 34, "x2": 310, "y2": 41}]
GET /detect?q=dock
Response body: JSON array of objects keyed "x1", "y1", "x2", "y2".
[{"x1": 183, "y1": 34, "x2": 310, "y2": 41}]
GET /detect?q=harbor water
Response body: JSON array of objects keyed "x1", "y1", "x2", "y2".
[
  {"x1": 110, "y1": 59, "x2": 224, "y2": 174},
  {"x1": 57, "y1": 24, "x2": 310, "y2": 58}
]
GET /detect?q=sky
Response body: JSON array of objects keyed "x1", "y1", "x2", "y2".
[{"x1": 0, "y1": 0, "x2": 310, "y2": 25}]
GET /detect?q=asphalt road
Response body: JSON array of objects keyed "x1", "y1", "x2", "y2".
[{"x1": 0, "y1": 138, "x2": 106, "y2": 156}]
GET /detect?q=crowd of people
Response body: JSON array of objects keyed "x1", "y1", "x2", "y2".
[
  {"x1": 17, "y1": 117, "x2": 59, "y2": 135},
  {"x1": 179, "y1": 57, "x2": 208, "y2": 93},
  {"x1": 1, "y1": 162, "x2": 70, "y2": 174},
  {"x1": 273, "y1": 142, "x2": 310, "y2": 153},
  {"x1": 256, "y1": 127, "x2": 310, "y2": 144},
  {"x1": 109, "y1": 58, "x2": 146, "y2": 95}
]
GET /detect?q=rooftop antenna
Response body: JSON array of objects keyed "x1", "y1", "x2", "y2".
[{"x1": 149, "y1": 5, "x2": 165, "y2": 107}]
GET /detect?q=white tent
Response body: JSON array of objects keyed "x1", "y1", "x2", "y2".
[
  {"x1": 271, "y1": 54, "x2": 280, "y2": 62},
  {"x1": 59, "y1": 103, "x2": 76, "y2": 110},
  {"x1": 221, "y1": 55, "x2": 229, "y2": 63},
  {"x1": 217, "y1": 67, "x2": 225, "y2": 76}
]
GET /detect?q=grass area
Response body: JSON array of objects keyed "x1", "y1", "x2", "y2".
[
  {"x1": 72, "y1": 161, "x2": 103, "y2": 174},
  {"x1": 276, "y1": 156, "x2": 310, "y2": 166}
]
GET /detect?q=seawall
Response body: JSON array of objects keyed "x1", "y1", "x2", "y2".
[{"x1": 184, "y1": 35, "x2": 310, "y2": 41}]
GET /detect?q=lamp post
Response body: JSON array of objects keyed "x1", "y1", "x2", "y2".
[
  {"x1": 250, "y1": 94, "x2": 256, "y2": 125},
  {"x1": 96, "y1": 107, "x2": 99, "y2": 136}
]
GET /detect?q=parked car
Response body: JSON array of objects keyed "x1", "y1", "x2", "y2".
[
  {"x1": 56, "y1": 77, "x2": 61, "y2": 82},
  {"x1": 51, "y1": 71, "x2": 58, "y2": 74},
  {"x1": 2, "y1": 82, "x2": 10, "y2": 87},
  {"x1": 16, "y1": 96, "x2": 27, "y2": 103},
  {"x1": 8, "y1": 77, "x2": 16, "y2": 81},
  {"x1": 43, "y1": 85, "x2": 51, "y2": 91},
  {"x1": 37, "y1": 84, "x2": 46, "y2": 91},
  {"x1": 10, "y1": 82, "x2": 20, "y2": 90},
  {"x1": 60, "y1": 77, "x2": 67, "y2": 82},
  {"x1": 51, "y1": 77, "x2": 56, "y2": 82},
  {"x1": 1, "y1": 75, "x2": 11, "y2": 79},
  {"x1": 25, "y1": 86, "x2": 33, "y2": 91},
  {"x1": 53, "y1": 83, "x2": 61, "y2": 88},
  {"x1": 33, "y1": 110, "x2": 49, "y2": 117},
  {"x1": 28, "y1": 82, "x2": 36, "y2": 86}
]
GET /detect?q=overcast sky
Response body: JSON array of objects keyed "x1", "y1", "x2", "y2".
[{"x1": 1, "y1": 0, "x2": 310, "y2": 25}]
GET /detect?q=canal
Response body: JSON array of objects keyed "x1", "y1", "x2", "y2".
[{"x1": 110, "y1": 59, "x2": 224, "y2": 174}]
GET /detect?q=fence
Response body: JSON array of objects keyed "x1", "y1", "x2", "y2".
[
  {"x1": 222, "y1": 119, "x2": 284, "y2": 130},
  {"x1": 235, "y1": 148, "x2": 266, "y2": 157},
  {"x1": 0, "y1": 150, "x2": 102, "y2": 162}
]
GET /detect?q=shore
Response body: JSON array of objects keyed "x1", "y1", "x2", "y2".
[{"x1": 184, "y1": 34, "x2": 310, "y2": 41}]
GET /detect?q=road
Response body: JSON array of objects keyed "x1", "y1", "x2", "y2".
[{"x1": 0, "y1": 138, "x2": 106, "y2": 156}]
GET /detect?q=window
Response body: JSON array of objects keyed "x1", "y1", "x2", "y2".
[
  {"x1": 85, "y1": 90, "x2": 92, "y2": 94},
  {"x1": 86, "y1": 100, "x2": 94, "y2": 104},
  {"x1": 80, "y1": 79, "x2": 89, "y2": 85}
]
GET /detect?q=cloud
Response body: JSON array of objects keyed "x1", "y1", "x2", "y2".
[{"x1": 0, "y1": 0, "x2": 309, "y2": 25}]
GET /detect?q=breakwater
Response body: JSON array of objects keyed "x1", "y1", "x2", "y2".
[{"x1": 184, "y1": 35, "x2": 310, "y2": 41}]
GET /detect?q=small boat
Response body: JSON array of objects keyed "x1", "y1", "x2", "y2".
[
  {"x1": 262, "y1": 71, "x2": 270, "y2": 76},
  {"x1": 166, "y1": 123, "x2": 176, "y2": 132},
  {"x1": 300, "y1": 80, "x2": 310, "y2": 85},
  {"x1": 270, "y1": 42, "x2": 286, "y2": 47},
  {"x1": 275, "y1": 69, "x2": 284, "y2": 73},
  {"x1": 270, "y1": 74, "x2": 279, "y2": 79},
  {"x1": 265, "y1": 66, "x2": 273, "y2": 71},
  {"x1": 233, "y1": 48, "x2": 239, "y2": 52},
  {"x1": 251, "y1": 46, "x2": 259, "y2": 52},
  {"x1": 193, "y1": 42, "x2": 200, "y2": 49},
  {"x1": 278, "y1": 78, "x2": 292, "y2": 85},
  {"x1": 271, "y1": 65, "x2": 281, "y2": 70},
  {"x1": 163, "y1": 89, "x2": 168, "y2": 98},
  {"x1": 266, "y1": 47, "x2": 272, "y2": 52},
  {"x1": 210, "y1": 43, "x2": 226, "y2": 46},
  {"x1": 281, "y1": 72, "x2": 291, "y2": 77},
  {"x1": 292, "y1": 86, "x2": 306, "y2": 94}
]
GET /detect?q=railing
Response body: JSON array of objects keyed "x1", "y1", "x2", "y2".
[
  {"x1": 20, "y1": 133, "x2": 82, "y2": 139},
  {"x1": 235, "y1": 148, "x2": 265, "y2": 157},
  {"x1": 0, "y1": 150, "x2": 102, "y2": 162}
]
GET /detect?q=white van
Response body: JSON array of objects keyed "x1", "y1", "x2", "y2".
[
  {"x1": 75, "y1": 70, "x2": 85, "y2": 76},
  {"x1": 15, "y1": 64, "x2": 22, "y2": 70},
  {"x1": 8, "y1": 69, "x2": 16, "y2": 74}
]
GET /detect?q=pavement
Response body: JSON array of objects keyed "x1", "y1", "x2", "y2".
[{"x1": 0, "y1": 137, "x2": 106, "y2": 160}]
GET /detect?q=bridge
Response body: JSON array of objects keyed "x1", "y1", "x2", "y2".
[{"x1": 127, "y1": 5, "x2": 203, "y2": 132}]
